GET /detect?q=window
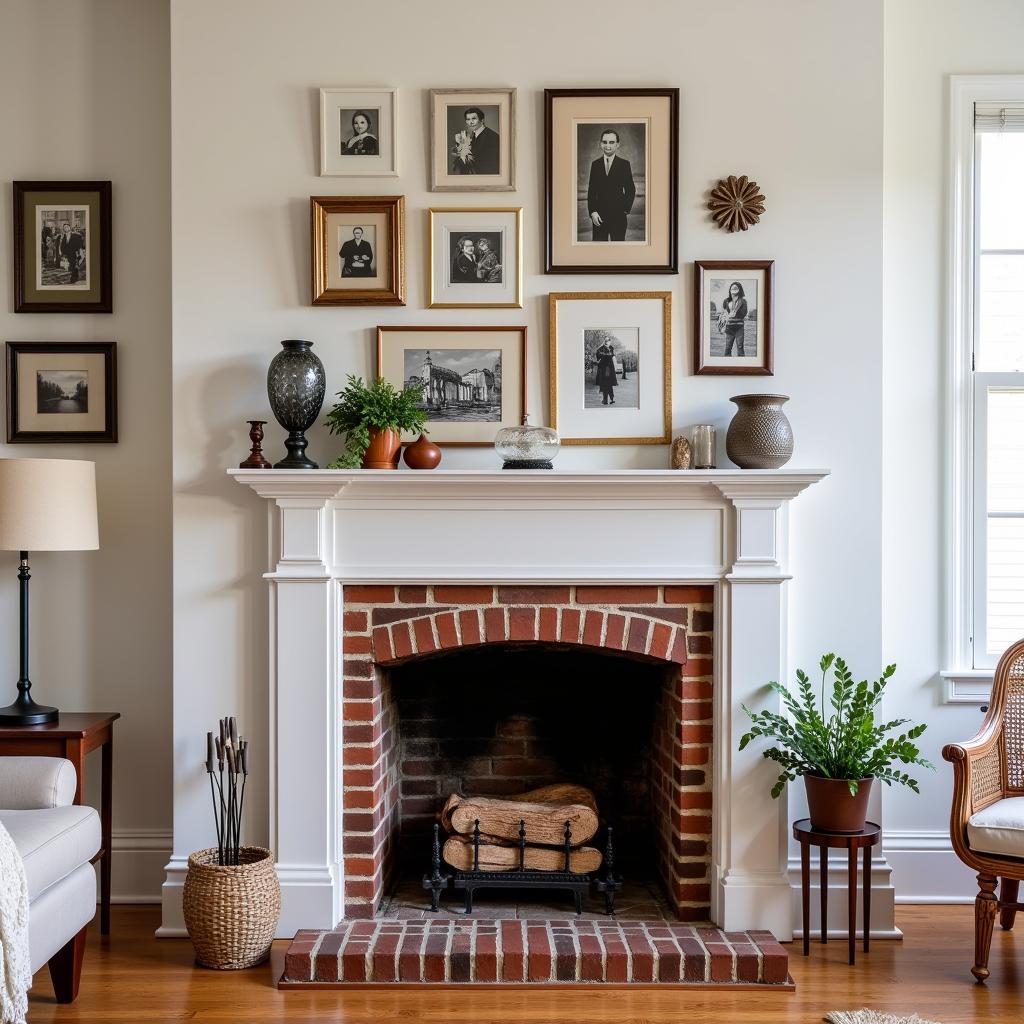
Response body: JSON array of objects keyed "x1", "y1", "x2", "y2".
[{"x1": 947, "y1": 78, "x2": 1024, "y2": 699}]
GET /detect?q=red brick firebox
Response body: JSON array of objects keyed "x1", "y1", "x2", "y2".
[{"x1": 340, "y1": 584, "x2": 715, "y2": 922}]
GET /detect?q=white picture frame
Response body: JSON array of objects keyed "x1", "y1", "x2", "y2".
[
  {"x1": 428, "y1": 207, "x2": 522, "y2": 309},
  {"x1": 320, "y1": 88, "x2": 398, "y2": 177},
  {"x1": 430, "y1": 88, "x2": 516, "y2": 192}
]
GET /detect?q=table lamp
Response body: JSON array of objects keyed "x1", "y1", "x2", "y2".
[{"x1": 0, "y1": 459, "x2": 99, "y2": 725}]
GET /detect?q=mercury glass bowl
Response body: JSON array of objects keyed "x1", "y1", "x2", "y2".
[{"x1": 494, "y1": 415, "x2": 560, "y2": 469}]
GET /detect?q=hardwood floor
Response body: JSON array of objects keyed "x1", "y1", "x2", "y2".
[{"x1": 26, "y1": 905, "x2": 1022, "y2": 1023}]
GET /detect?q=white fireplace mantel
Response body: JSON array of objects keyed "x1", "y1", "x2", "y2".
[{"x1": 225, "y1": 467, "x2": 829, "y2": 939}]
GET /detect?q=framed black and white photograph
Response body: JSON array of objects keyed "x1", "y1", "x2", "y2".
[
  {"x1": 430, "y1": 88, "x2": 516, "y2": 191},
  {"x1": 14, "y1": 181, "x2": 112, "y2": 313},
  {"x1": 545, "y1": 90, "x2": 677, "y2": 274},
  {"x1": 549, "y1": 292, "x2": 671, "y2": 445},
  {"x1": 428, "y1": 207, "x2": 522, "y2": 308},
  {"x1": 320, "y1": 88, "x2": 397, "y2": 176},
  {"x1": 694, "y1": 260, "x2": 774, "y2": 375},
  {"x1": 377, "y1": 325, "x2": 526, "y2": 445},
  {"x1": 311, "y1": 195, "x2": 405, "y2": 305},
  {"x1": 6, "y1": 342, "x2": 117, "y2": 443}
]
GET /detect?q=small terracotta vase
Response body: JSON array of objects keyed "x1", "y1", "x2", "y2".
[
  {"x1": 804, "y1": 775, "x2": 873, "y2": 834},
  {"x1": 362, "y1": 427, "x2": 401, "y2": 469},
  {"x1": 403, "y1": 434, "x2": 442, "y2": 470}
]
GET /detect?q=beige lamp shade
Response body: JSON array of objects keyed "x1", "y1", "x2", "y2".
[{"x1": 0, "y1": 458, "x2": 98, "y2": 551}]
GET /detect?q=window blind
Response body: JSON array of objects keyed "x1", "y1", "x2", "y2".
[{"x1": 976, "y1": 103, "x2": 1024, "y2": 132}]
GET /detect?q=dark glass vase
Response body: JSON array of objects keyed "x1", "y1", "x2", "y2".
[{"x1": 267, "y1": 340, "x2": 326, "y2": 469}]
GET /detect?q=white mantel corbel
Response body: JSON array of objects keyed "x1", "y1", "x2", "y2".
[{"x1": 217, "y1": 468, "x2": 828, "y2": 939}]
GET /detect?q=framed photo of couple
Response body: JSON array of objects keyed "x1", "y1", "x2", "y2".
[
  {"x1": 693, "y1": 260, "x2": 774, "y2": 375},
  {"x1": 428, "y1": 208, "x2": 522, "y2": 308},
  {"x1": 430, "y1": 88, "x2": 516, "y2": 191},
  {"x1": 319, "y1": 88, "x2": 398, "y2": 177},
  {"x1": 545, "y1": 89, "x2": 678, "y2": 274}
]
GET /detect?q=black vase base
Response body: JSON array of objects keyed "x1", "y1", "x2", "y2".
[
  {"x1": 274, "y1": 456, "x2": 319, "y2": 469},
  {"x1": 502, "y1": 460, "x2": 554, "y2": 470},
  {"x1": 0, "y1": 695, "x2": 59, "y2": 725}
]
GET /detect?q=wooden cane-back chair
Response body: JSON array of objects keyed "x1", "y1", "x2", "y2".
[{"x1": 943, "y1": 636, "x2": 1024, "y2": 981}]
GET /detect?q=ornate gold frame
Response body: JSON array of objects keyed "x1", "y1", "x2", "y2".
[
  {"x1": 310, "y1": 195, "x2": 405, "y2": 306},
  {"x1": 428, "y1": 207, "x2": 523, "y2": 309},
  {"x1": 548, "y1": 291, "x2": 672, "y2": 446}
]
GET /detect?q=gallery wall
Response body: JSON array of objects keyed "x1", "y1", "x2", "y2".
[
  {"x1": 166, "y1": 0, "x2": 885, "y2": 927},
  {"x1": 881, "y1": 0, "x2": 1024, "y2": 901},
  {"x1": 0, "y1": 0, "x2": 172, "y2": 900}
]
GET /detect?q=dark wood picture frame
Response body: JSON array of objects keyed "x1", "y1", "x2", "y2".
[
  {"x1": 693, "y1": 259, "x2": 775, "y2": 376},
  {"x1": 6, "y1": 341, "x2": 118, "y2": 443},
  {"x1": 311, "y1": 195, "x2": 405, "y2": 306},
  {"x1": 376, "y1": 324, "x2": 526, "y2": 446},
  {"x1": 544, "y1": 88, "x2": 679, "y2": 275},
  {"x1": 14, "y1": 181, "x2": 112, "y2": 314}
]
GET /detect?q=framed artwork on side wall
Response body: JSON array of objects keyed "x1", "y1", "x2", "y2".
[
  {"x1": 693, "y1": 260, "x2": 774, "y2": 375},
  {"x1": 319, "y1": 88, "x2": 398, "y2": 176},
  {"x1": 311, "y1": 195, "x2": 405, "y2": 306},
  {"x1": 6, "y1": 341, "x2": 118, "y2": 443},
  {"x1": 430, "y1": 88, "x2": 516, "y2": 191},
  {"x1": 377, "y1": 325, "x2": 526, "y2": 446},
  {"x1": 545, "y1": 89, "x2": 678, "y2": 274},
  {"x1": 14, "y1": 181, "x2": 112, "y2": 313},
  {"x1": 549, "y1": 291, "x2": 671, "y2": 445}
]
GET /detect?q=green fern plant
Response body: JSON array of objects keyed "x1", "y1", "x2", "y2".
[
  {"x1": 739, "y1": 653, "x2": 935, "y2": 799},
  {"x1": 325, "y1": 375, "x2": 429, "y2": 468}
]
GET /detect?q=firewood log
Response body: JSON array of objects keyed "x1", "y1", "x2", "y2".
[
  {"x1": 442, "y1": 836, "x2": 602, "y2": 874},
  {"x1": 439, "y1": 783, "x2": 597, "y2": 832},
  {"x1": 449, "y1": 796, "x2": 598, "y2": 846}
]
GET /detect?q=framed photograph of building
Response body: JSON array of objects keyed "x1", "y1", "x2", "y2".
[
  {"x1": 14, "y1": 181, "x2": 112, "y2": 313},
  {"x1": 319, "y1": 88, "x2": 398, "y2": 176},
  {"x1": 428, "y1": 207, "x2": 522, "y2": 308},
  {"x1": 545, "y1": 89, "x2": 678, "y2": 274},
  {"x1": 311, "y1": 195, "x2": 405, "y2": 305},
  {"x1": 549, "y1": 292, "x2": 671, "y2": 445},
  {"x1": 377, "y1": 325, "x2": 526, "y2": 446},
  {"x1": 430, "y1": 88, "x2": 516, "y2": 191},
  {"x1": 6, "y1": 341, "x2": 117, "y2": 443},
  {"x1": 694, "y1": 260, "x2": 774, "y2": 375}
]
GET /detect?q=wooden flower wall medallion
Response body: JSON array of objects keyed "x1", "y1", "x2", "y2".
[{"x1": 708, "y1": 175, "x2": 766, "y2": 232}]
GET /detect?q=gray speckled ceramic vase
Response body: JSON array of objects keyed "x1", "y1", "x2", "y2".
[
  {"x1": 267, "y1": 340, "x2": 326, "y2": 469},
  {"x1": 725, "y1": 394, "x2": 794, "y2": 469}
]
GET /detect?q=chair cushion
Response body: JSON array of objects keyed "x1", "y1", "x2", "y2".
[
  {"x1": 968, "y1": 796, "x2": 1024, "y2": 857},
  {"x1": 0, "y1": 806, "x2": 100, "y2": 901}
]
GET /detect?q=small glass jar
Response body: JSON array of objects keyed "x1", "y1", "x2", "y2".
[
  {"x1": 494, "y1": 415, "x2": 560, "y2": 469},
  {"x1": 692, "y1": 425, "x2": 716, "y2": 469}
]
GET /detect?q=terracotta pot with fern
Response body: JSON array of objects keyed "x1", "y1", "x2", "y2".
[{"x1": 326, "y1": 376, "x2": 429, "y2": 469}]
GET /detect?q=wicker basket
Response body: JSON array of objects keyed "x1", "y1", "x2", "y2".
[{"x1": 182, "y1": 846, "x2": 280, "y2": 969}]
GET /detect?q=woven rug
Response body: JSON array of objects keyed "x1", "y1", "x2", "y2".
[{"x1": 825, "y1": 1012, "x2": 943, "y2": 1024}]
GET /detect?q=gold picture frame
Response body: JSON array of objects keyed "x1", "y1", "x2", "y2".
[
  {"x1": 311, "y1": 195, "x2": 405, "y2": 306},
  {"x1": 428, "y1": 207, "x2": 523, "y2": 309},
  {"x1": 549, "y1": 291, "x2": 671, "y2": 446}
]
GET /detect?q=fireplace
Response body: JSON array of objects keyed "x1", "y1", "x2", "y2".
[
  {"x1": 339, "y1": 583, "x2": 714, "y2": 921},
  {"x1": 210, "y1": 467, "x2": 829, "y2": 955}
]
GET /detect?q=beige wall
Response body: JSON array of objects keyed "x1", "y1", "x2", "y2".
[{"x1": 0, "y1": 0, "x2": 172, "y2": 899}]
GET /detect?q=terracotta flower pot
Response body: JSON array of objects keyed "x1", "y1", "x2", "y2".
[
  {"x1": 403, "y1": 433, "x2": 442, "y2": 470},
  {"x1": 362, "y1": 427, "x2": 401, "y2": 469},
  {"x1": 804, "y1": 775, "x2": 873, "y2": 833}
]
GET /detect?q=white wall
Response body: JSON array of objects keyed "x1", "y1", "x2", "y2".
[
  {"x1": 0, "y1": 0, "x2": 172, "y2": 900},
  {"x1": 167, "y1": 0, "x2": 885, "y2": 928},
  {"x1": 882, "y1": 0, "x2": 1024, "y2": 902}
]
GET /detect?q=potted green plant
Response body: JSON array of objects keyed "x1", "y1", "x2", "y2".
[
  {"x1": 739, "y1": 653, "x2": 934, "y2": 833},
  {"x1": 325, "y1": 375, "x2": 429, "y2": 469}
]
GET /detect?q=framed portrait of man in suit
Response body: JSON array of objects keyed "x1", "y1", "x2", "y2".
[
  {"x1": 430, "y1": 88, "x2": 516, "y2": 192},
  {"x1": 545, "y1": 89, "x2": 678, "y2": 274}
]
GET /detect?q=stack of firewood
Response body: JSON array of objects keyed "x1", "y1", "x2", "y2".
[{"x1": 439, "y1": 784, "x2": 603, "y2": 873}]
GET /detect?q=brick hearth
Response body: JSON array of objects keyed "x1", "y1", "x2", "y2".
[{"x1": 280, "y1": 921, "x2": 791, "y2": 987}]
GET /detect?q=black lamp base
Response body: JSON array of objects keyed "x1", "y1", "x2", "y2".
[{"x1": 0, "y1": 692, "x2": 58, "y2": 726}]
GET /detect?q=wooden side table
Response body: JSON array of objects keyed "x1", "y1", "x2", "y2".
[
  {"x1": 793, "y1": 817, "x2": 881, "y2": 965},
  {"x1": 0, "y1": 712, "x2": 120, "y2": 934}
]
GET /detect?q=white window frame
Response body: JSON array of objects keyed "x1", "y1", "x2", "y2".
[{"x1": 943, "y1": 75, "x2": 1024, "y2": 703}]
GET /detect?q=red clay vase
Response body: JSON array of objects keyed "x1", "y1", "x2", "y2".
[
  {"x1": 361, "y1": 427, "x2": 401, "y2": 469},
  {"x1": 403, "y1": 434, "x2": 442, "y2": 470},
  {"x1": 804, "y1": 775, "x2": 873, "y2": 833}
]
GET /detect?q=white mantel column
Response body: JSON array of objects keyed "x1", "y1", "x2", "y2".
[{"x1": 712, "y1": 484, "x2": 796, "y2": 939}]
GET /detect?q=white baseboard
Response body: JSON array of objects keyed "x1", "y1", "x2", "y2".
[
  {"x1": 884, "y1": 829, "x2": 976, "y2": 903},
  {"x1": 108, "y1": 830, "x2": 171, "y2": 903}
]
